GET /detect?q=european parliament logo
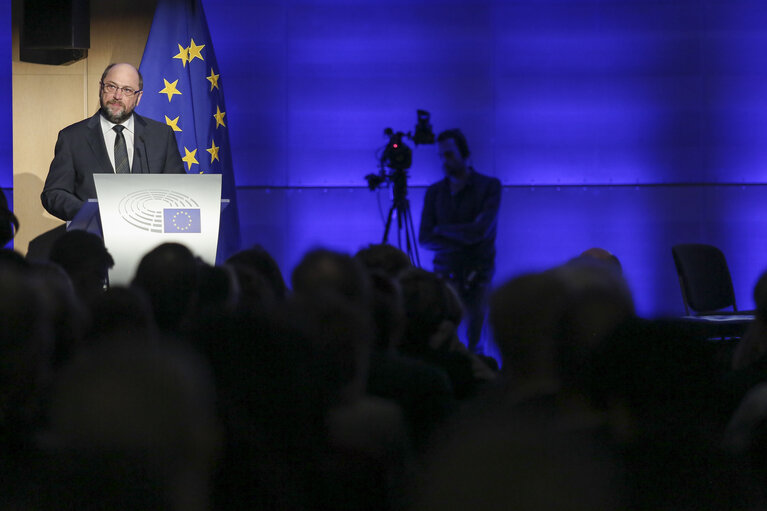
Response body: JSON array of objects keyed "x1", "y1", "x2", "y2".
[{"x1": 163, "y1": 208, "x2": 201, "y2": 233}]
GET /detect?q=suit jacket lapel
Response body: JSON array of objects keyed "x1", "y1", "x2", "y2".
[
  {"x1": 132, "y1": 114, "x2": 147, "y2": 173},
  {"x1": 86, "y1": 113, "x2": 113, "y2": 173}
]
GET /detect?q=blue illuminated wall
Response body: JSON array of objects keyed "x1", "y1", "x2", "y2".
[
  {"x1": 1, "y1": 1, "x2": 11, "y2": 194},
  {"x1": 199, "y1": 1, "x2": 767, "y2": 322}
]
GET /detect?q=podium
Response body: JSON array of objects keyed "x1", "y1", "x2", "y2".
[{"x1": 69, "y1": 174, "x2": 223, "y2": 285}]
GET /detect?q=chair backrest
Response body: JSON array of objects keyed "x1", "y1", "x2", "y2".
[{"x1": 671, "y1": 243, "x2": 737, "y2": 315}]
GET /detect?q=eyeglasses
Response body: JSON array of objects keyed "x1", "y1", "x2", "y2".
[{"x1": 101, "y1": 82, "x2": 142, "y2": 97}]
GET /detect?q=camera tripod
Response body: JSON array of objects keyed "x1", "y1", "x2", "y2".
[{"x1": 382, "y1": 169, "x2": 421, "y2": 267}]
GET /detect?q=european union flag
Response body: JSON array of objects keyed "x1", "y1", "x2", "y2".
[
  {"x1": 139, "y1": 0, "x2": 240, "y2": 257},
  {"x1": 163, "y1": 208, "x2": 201, "y2": 233}
]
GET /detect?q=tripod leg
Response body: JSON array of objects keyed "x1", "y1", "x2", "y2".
[
  {"x1": 403, "y1": 200, "x2": 421, "y2": 268},
  {"x1": 408, "y1": 203, "x2": 420, "y2": 267},
  {"x1": 382, "y1": 203, "x2": 397, "y2": 244}
]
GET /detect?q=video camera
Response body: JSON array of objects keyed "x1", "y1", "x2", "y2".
[{"x1": 365, "y1": 109, "x2": 435, "y2": 191}]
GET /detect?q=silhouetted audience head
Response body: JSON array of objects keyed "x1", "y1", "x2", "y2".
[
  {"x1": 291, "y1": 247, "x2": 371, "y2": 305},
  {"x1": 415, "y1": 409, "x2": 626, "y2": 511},
  {"x1": 397, "y1": 268, "x2": 492, "y2": 398},
  {"x1": 724, "y1": 382, "x2": 767, "y2": 503},
  {"x1": 586, "y1": 318, "x2": 750, "y2": 509},
  {"x1": 0, "y1": 191, "x2": 18, "y2": 247},
  {"x1": 286, "y1": 293, "x2": 375, "y2": 404},
  {"x1": 354, "y1": 243, "x2": 412, "y2": 278},
  {"x1": 194, "y1": 262, "x2": 240, "y2": 317},
  {"x1": 225, "y1": 262, "x2": 278, "y2": 313},
  {"x1": 587, "y1": 318, "x2": 723, "y2": 438},
  {"x1": 732, "y1": 269, "x2": 767, "y2": 370},
  {"x1": 132, "y1": 243, "x2": 199, "y2": 334},
  {"x1": 755, "y1": 269, "x2": 767, "y2": 314},
  {"x1": 489, "y1": 271, "x2": 569, "y2": 383},
  {"x1": 49, "y1": 230, "x2": 114, "y2": 307},
  {"x1": 193, "y1": 308, "x2": 335, "y2": 510},
  {"x1": 398, "y1": 268, "x2": 457, "y2": 349},
  {"x1": 725, "y1": 382, "x2": 767, "y2": 455},
  {"x1": 29, "y1": 261, "x2": 87, "y2": 370},
  {"x1": 226, "y1": 244, "x2": 287, "y2": 300},
  {"x1": 0, "y1": 248, "x2": 29, "y2": 270},
  {"x1": 551, "y1": 259, "x2": 634, "y2": 392},
  {"x1": 0, "y1": 267, "x2": 54, "y2": 450},
  {"x1": 37, "y1": 340, "x2": 220, "y2": 511},
  {"x1": 87, "y1": 286, "x2": 156, "y2": 344},
  {"x1": 554, "y1": 258, "x2": 634, "y2": 345},
  {"x1": 575, "y1": 247, "x2": 623, "y2": 273},
  {"x1": 367, "y1": 270, "x2": 406, "y2": 350}
]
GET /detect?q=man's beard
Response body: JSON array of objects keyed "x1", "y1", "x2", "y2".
[
  {"x1": 445, "y1": 163, "x2": 467, "y2": 179},
  {"x1": 99, "y1": 98, "x2": 133, "y2": 124}
]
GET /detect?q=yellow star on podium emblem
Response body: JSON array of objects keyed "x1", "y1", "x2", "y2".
[
  {"x1": 165, "y1": 115, "x2": 182, "y2": 132},
  {"x1": 207, "y1": 68, "x2": 220, "y2": 91},
  {"x1": 159, "y1": 79, "x2": 182, "y2": 102},
  {"x1": 173, "y1": 44, "x2": 189, "y2": 67},
  {"x1": 188, "y1": 38, "x2": 205, "y2": 62},
  {"x1": 182, "y1": 147, "x2": 198, "y2": 171},
  {"x1": 214, "y1": 105, "x2": 226, "y2": 128},
  {"x1": 207, "y1": 139, "x2": 220, "y2": 163}
]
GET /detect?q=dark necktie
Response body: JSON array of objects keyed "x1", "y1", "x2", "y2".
[{"x1": 113, "y1": 125, "x2": 130, "y2": 174}]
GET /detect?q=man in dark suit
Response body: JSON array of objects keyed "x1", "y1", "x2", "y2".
[{"x1": 41, "y1": 63, "x2": 185, "y2": 222}]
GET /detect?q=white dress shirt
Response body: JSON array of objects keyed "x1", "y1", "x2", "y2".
[{"x1": 100, "y1": 114, "x2": 136, "y2": 173}]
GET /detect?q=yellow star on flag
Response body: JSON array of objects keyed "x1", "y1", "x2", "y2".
[
  {"x1": 165, "y1": 115, "x2": 182, "y2": 132},
  {"x1": 207, "y1": 139, "x2": 220, "y2": 163},
  {"x1": 173, "y1": 43, "x2": 189, "y2": 67},
  {"x1": 188, "y1": 38, "x2": 205, "y2": 62},
  {"x1": 207, "y1": 68, "x2": 220, "y2": 91},
  {"x1": 159, "y1": 78, "x2": 182, "y2": 102},
  {"x1": 181, "y1": 147, "x2": 198, "y2": 171},
  {"x1": 213, "y1": 105, "x2": 226, "y2": 128}
]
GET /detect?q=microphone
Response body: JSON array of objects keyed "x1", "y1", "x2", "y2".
[{"x1": 138, "y1": 136, "x2": 150, "y2": 173}]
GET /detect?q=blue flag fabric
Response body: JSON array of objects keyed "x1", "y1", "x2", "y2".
[{"x1": 139, "y1": 0, "x2": 240, "y2": 260}]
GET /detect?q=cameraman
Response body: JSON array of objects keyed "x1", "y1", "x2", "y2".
[{"x1": 418, "y1": 129, "x2": 501, "y2": 354}]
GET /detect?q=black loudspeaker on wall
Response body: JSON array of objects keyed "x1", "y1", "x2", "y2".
[{"x1": 20, "y1": 0, "x2": 90, "y2": 65}]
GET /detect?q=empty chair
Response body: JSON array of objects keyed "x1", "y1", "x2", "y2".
[{"x1": 672, "y1": 243, "x2": 739, "y2": 315}]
